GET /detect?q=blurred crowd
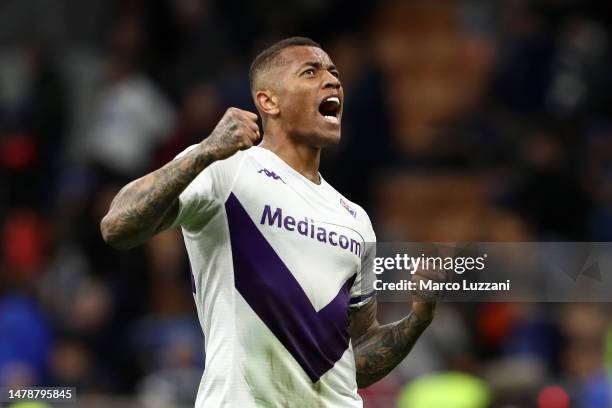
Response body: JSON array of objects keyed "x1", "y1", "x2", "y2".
[{"x1": 1, "y1": 0, "x2": 611, "y2": 407}]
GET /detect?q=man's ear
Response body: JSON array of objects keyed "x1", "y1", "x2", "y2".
[{"x1": 255, "y1": 90, "x2": 280, "y2": 117}]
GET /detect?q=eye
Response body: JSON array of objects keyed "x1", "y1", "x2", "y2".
[
  {"x1": 303, "y1": 68, "x2": 316, "y2": 77},
  {"x1": 330, "y1": 71, "x2": 339, "y2": 78}
]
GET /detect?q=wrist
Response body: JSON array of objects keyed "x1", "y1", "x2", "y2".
[
  {"x1": 197, "y1": 139, "x2": 223, "y2": 163},
  {"x1": 411, "y1": 302, "x2": 436, "y2": 324}
]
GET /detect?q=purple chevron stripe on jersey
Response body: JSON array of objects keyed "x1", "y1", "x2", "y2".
[{"x1": 225, "y1": 192, "x2": 355, "y2": 383}]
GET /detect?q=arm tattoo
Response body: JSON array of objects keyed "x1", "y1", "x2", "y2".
[
  {"x1": 351, "y1": 302, "x2": 431, "y2": 388},
  {"x1": 100, "y1": 144, "x2": 215, "y2": 249},
  {"x1": 100, "y1": 106, "x2": 258, "y2": 249}
]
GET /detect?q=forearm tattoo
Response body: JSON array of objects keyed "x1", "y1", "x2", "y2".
[
  {"x1": 353, "y1": 312, "x2": 431, "y2": 388},
  {"x1": 100, "y1": 144, "x2": 215, "y2": 249}
]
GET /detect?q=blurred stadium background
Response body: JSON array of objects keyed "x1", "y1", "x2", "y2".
[{"x1": 1, "y1": 0, "x2": 611, "y2": 407}]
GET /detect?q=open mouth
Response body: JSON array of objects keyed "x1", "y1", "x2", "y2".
[{"x1": 318, "y1": 96, "x2": 341, "y2": 124}]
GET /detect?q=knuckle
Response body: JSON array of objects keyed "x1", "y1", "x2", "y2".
[{"x1": 225, "y1": 108, "x2": 239, "y2": 119}]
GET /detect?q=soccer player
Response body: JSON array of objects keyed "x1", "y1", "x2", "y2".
[{"x1": 101, "y1": 37, "x2": 440, "y2": 407}]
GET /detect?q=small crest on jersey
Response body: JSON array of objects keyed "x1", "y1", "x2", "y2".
[
  {"x1": 340, "y1": 198, "x2": 357, "y2": 218},
  {"x1": 258, "y1": 168, "x2": 286, "y2": 184}
]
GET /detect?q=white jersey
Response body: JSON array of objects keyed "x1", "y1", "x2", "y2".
[{"x1": 171, "y1": 145, "x2": 376, "y2": 407}]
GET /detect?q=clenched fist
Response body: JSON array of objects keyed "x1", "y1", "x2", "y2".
[
  {"x1": 410, "y1": 264, "x2": 447, "y2": 322},
  {"x1": 202, "y1": 107, "x2": 260, "y2": 160}
]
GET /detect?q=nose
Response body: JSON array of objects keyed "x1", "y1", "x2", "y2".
[{"x1": 323, "y1": 71, "x2": 341, "y2": 89}]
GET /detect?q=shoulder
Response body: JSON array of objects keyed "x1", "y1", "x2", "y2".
[
  {"x1": 175, "y1": 145, "x2": 251, "y2": 199},
  {"x1": 352, "y1": 202, "x2": 376, "y2": 242}
]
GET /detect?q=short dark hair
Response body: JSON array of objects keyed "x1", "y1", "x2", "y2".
[{"x1": 249, "y1": 36, "x2": 321, "y2": 91}]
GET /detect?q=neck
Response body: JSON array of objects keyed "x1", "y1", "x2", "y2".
[{"x1": 259, "y1": 131, "x2": 321, "y2": 184}]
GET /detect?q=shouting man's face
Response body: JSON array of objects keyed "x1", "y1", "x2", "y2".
[{"x1": 268, "y1": 46, "x2": 344, "y2": 147}]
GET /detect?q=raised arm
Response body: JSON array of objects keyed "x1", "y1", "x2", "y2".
[
  {"x1": 349, "y1": 267, "x2": 445, "y2": 388},
  {"x1": 350, "y1": 299, "x2": 433, "y2": 388},
  {"x1": 100, "y1": 108, "x2": 260, "y2": 250}
]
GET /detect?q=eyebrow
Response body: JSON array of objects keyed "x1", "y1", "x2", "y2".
[{"x1": 298, "y1": 61, "x2": 338, "y2": 72}]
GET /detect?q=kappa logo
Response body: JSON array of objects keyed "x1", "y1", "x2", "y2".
[
  {"x1": 340, "y1": 198, "x2": 357, "y2": 218},
  {"x1": 258, "y1": 168, "x2": 286, "y2": 184}
]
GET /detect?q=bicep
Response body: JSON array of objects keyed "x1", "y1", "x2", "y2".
[{"x1": 349, "y1": 299, "x2": 379, "y2": 342}]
